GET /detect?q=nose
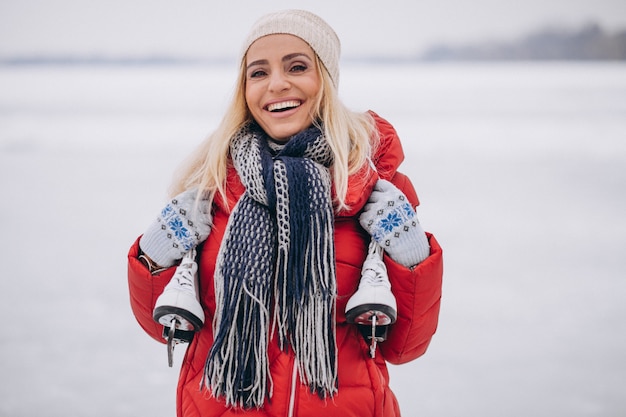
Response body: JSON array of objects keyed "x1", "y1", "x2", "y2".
[{"x1": 268, "y1": 70, "x2": 290, "y2": 92}]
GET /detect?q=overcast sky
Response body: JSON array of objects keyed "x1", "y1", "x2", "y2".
[{"x1": 1, "y1": 0, "x2": 626, "y2": 59}]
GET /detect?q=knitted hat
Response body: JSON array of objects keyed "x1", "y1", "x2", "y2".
[{"x1": 241, "y1": 9, "x2": 341, "y2": 87}]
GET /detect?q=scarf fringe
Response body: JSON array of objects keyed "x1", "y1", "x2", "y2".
[
  {"x1": 276, "y1": 191, "x2": 337, "y2": 396},
  {"x1": 202, "y1": 196, "x2": 276, "y2": 408}
]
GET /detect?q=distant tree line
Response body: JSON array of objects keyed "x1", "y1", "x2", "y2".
[
  {"x1": 421, "y1": 23, "x2": 626, "y2": 61},
  {"x1": 3, "y1": 22, "x2": 625, "y2": 66}
]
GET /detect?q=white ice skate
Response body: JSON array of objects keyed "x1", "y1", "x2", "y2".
[
  {"x1": 345, "y1": 240, "x2": 397, "y2": 357},
  {"x1": 153, "y1": 248, "x2": 204, "y2": 366}
]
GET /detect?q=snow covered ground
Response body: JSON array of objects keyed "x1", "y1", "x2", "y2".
[{"x1": 1, "y1": 62, "x2": 625, "y2": 416}]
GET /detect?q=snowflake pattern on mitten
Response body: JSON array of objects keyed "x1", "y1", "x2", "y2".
[
  {"x1": 159, "y1": 200, "x2": 199, "y2": 251},
  {"x1": 370, "y1": 197, "x2": 416, "y2": 245}
]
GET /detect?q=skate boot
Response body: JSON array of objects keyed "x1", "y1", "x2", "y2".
[
  {"x1": 153, "y1": 248, "x2": 205, "y2": 366},
  {"x1": 345, "y1": 240, "x2": 397, "y2": 358}
]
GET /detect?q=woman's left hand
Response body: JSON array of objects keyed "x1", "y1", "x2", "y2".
[{"x1": 359, "y1": 179, "x2": 430, "y2": 267}]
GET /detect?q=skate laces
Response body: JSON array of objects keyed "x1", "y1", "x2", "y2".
[
  {"x1": 359, "y1": 241, "x2": 389, "y2": 289},
  {"x1": 171, "y1": 250, "x2": 198, "y2": 293}
]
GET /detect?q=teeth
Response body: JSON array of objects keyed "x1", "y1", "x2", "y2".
[{"x1": 267, "y1": 100, "x2": 301, "y2": 112}]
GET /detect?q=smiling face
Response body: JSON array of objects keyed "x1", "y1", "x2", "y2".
[{"x1": 245, "y1": 34, "x2": 322, "y2": 142}]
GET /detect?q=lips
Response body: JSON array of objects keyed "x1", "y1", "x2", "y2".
[{"x1": 266, "y1": 100, "x2": 302, "y2": 112}]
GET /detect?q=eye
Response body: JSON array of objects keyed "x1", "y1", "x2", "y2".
[
  {"x1": 248, "y1": 69, "x2": 267, "y2": 79},
  {"x1": 289, "y1": 63, "x2": 308, "y2": 73}
]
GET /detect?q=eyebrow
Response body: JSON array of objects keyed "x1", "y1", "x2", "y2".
[{"x1": 246, "y1": 52, "x2": 313, "y2": 71}]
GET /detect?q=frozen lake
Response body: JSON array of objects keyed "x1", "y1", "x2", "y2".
[{"x1": 1, "y1": 61, "x2": 625, "y2": 416}]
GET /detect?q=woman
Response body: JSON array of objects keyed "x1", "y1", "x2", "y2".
[{"x1": 128, "y1": 9, "x2": 443, "y2": 417}]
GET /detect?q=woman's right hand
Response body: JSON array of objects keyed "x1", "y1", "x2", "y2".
[{"x1": 139, "y1": 188, "x2": 212, "y2": 268}]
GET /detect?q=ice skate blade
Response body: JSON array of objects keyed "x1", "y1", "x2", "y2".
[
  {"x1": 167, "y1": 323, "x2": 176, "y2": 367},
  {"x1": 163, "y1": 319, "x2": 198, "y2": 367},
  {"x1": 345, "y1": 303, "x2": 397, "y2": 325},
  {"x1": 368, "y1": 316, "x2": 385, "y2": 358},
  {"x1": 154, "y1": 306, "x2": 204, "y2": 332}
]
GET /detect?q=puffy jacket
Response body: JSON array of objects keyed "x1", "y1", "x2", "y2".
[{"x1": 127, "y1": 112, "x2": 443, "y2": 417}]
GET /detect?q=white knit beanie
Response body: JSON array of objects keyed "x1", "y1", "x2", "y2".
[{"x1": 241, "y1": 9, "x2": 341, "y2": 87}]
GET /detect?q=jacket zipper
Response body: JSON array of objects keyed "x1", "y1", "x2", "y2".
[{"x1": 287, "y1": 360, "x2": 298, "y2": 417}]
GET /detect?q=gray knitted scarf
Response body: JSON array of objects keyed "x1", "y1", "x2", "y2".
[{"x1": 202, "y1": 122, "x2": 338, "y2": 409}]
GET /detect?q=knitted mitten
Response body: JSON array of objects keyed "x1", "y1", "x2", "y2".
[
  {"x1": 359, "y1": 179, "x2": 430, "y2": 267},
  {"x1": 140, "y1": 188, "x2": 213, "y2": 267}
]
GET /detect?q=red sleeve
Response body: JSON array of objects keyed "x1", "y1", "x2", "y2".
[
  {"x1": 127, "y1": 236, "x2": 177, "y2": 343},
  {"x1": 379, "y1": 233, "x2": 443, "y2": 364}
]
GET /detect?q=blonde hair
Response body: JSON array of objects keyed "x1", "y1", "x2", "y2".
[{"x1": 170, "y1": 55, "x2": 378, "y2": 212}]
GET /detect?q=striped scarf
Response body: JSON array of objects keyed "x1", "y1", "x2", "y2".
[{"x1": 202, "y1": 122, "x2": 338, "y2": 408}]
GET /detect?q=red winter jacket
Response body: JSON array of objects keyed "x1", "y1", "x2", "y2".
[{"x1": 127, "y1": 112, "x2": 443, "y2": 417}]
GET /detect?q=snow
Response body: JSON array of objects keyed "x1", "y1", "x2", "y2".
[{"x1": 1, "y1": 62, "x2": 625, "y2": 416}]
